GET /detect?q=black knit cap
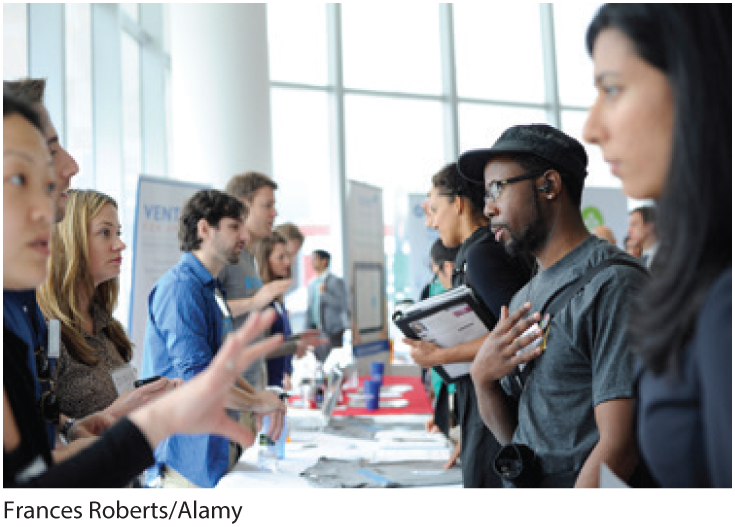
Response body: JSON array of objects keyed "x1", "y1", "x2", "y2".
[{"x1": 457, "y1": 124, "x2": 588, "y2": 187}]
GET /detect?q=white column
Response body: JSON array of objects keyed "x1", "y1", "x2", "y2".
[
  {"x1": 169, "y1": 3, "x2": 273, "y2": 188},
  {"x1": 28, "y1": 3, "x2": 66, "y2": 141},
  {"x1": 91, "y1": 3, "x2": 123, "y2": 197},
  {"x1": 139, "y1": 3, "x2": 168, "y2": 177}
]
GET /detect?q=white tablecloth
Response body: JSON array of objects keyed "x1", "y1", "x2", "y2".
[{"x1": 217, "y1": 413, "x2": 458, "y2": 488}]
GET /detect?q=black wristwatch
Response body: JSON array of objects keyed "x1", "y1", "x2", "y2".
[{"x1": 60, "y1": 417, "x2": 76, "y2": 443}]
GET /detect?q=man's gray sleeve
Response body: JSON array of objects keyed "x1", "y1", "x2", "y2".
[{"x1": 584, "y1": 269, "x2": 646, "y2": 406}]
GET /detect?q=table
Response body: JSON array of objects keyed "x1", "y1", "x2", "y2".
[
  {"x1": 334, "y1": 375, "x2": 433, "y2": 416},
  {"x1": 217, "y1": 414, "x2": 460, "y2": 488}
]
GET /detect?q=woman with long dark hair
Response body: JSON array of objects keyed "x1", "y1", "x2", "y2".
[{"x1": 583, "y1": 4, "x2": 731, "y2": 487}]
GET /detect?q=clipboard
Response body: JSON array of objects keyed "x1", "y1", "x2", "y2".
[{"x1": 392, "y1": 285, "x2": 496, "y2": 383}]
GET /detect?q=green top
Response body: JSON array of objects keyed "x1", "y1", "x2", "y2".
[{"x1": 426, "y1": 277, "x2": 456, "y2": 396}]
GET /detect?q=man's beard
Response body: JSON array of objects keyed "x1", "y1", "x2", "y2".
[
  {"x1": 504, "y1": 192, "x2": 549, "y2": 258},
  {"x1": 215, "y1": 239, "x2": 242, "y2": 265}
]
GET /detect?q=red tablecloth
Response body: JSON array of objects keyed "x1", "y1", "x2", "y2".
[{"x1": 333, "y1": 375, "x2": 432, "y2": 416}]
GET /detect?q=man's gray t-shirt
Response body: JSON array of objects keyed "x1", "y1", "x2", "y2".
[
  {"x1": 218, "y1": 245, "x2": 265, "y2": 388},
  {"x1": 508, "y1": 236, "x2": 647, "y2": 477}
]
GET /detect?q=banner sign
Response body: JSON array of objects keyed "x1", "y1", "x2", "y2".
[
  {"x1": 346, "y1": 180, "x2": 387, "y2": 357},
  {"x1": 128, "y1": 176, "x2": 209, "y2": 370}
]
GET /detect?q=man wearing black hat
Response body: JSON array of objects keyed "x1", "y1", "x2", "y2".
[{"x1": 461, "y1": 124, "x2": 648, "y2": 487}]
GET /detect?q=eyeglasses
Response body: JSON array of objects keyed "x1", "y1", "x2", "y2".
[{"x1": 484, "y1": 170, "x2": 546, "y2": 204}]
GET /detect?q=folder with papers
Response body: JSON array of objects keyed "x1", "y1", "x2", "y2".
[{"x1": 392, "y1": 285, "x2": 495, "y2": 382}]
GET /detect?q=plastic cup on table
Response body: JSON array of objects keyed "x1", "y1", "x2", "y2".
[
  {"x1": 370, "y1": 361, "x2": 384, "y2": 385},
  {"x1": 363, "y1": 380, "x2": 381, "y2": 411}
]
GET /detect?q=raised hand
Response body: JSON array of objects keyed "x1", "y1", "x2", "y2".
[{"x1": 470, "y1": 303, "x2": 544, "y2": 388}]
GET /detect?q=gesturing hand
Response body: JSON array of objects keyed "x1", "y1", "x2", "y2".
[
  {"x1": 129, "y1": 309, "x2": 284, "y2": 450},
  {"x1": 470, "y1": 303, "x2": 544, "y2": 388},
  {"x1": 70, "y1": 411, "x2": 116, "y2": 440},
  {"x1": 255, "y1": 279, "x2": 292, "y2": 310},
  {"x1": 105, "y1": 377, "x2": 179, "y2": 419}
]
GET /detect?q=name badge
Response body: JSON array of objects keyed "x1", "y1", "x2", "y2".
[
  {"x1": 516, "y1": 314, "x2": 550, "y2": 372},
  {"x1": 215, "y1": 289, "x2": 234, "y2": 337},
  {"x1": 214, "y1": 290, "x2": 232, "y2": 319},
  {"x1": 47, "y1": 319, "x2": 61, "y2": 359},
  {"x1": 110, "y1": 363, "x2": 137, "y2": 395}
]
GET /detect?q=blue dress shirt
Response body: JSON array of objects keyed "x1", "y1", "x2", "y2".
[
  {"x1": 3, "y1": 290, "x2": 56, "y2": 448},
  {"x1": 141, "y1": 252, "x2": 230, "y2": 488}
]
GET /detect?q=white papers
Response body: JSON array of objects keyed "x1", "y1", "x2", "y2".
[
  {"x1": 408, "y1": 301, "x2": 487, "y2": 348},
  {"x1": 407, "y1": 301, "x2": 487, "y2": 379},
  {"x1": 110, "y1": 364, "x2": 137, "y2": 395},
  {"x1": 515, "y1": 322, "x2": 543, "y2": 372},
  {"x1": 600, "y1": 462, "x2": 630, "y2": 488}
]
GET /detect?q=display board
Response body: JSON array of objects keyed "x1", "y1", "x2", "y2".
[
  {"x1": 128, "y1": 176, "x2": 209, "y2": 370},
  {"x1": 346, "y1": 181, "x2": 389, "y2": 358}
]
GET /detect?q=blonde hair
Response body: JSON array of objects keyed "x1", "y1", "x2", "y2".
[
  {"x1": 255, "y1": 231, "x2": 289, "y2": 302},
  {"x1": 274, "y1": 222, "x2": 304, "y2": 245},
  {"x1": 225, "y1": 171, "x2": 277, "y2": 202},
  {"x1": 38, "y1": 190, "x2": 133, "y2": 366}
]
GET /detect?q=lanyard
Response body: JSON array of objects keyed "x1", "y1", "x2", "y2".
[{"x1": 214, "y1": 286, "x2": 234, "y2": 338}]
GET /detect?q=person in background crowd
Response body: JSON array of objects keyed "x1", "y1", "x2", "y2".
[
  {"x1": 3, "y1": 92, "x2": 284, "y2": 488},
  {"x1": 592, "y1": 225, "x2": 617, "y2": 246},
  {"x1": 464, "y1": 124, "x2": 647, "y2": 487},
  {"x1": 141, "y1": 189, "x2": 286, "y2": 488},
  {"x1": 220, "y1": 172, "x2": 292, "y2": 389},
  {"x1": 221, "y1": 173, "x2": 322, "y2": 390},
  {"x1": 306, "y1": 250, "x2": 351, "y2": 363},
  {"x1": 627, "y1": 206, "x2": 657, "y2": 269},
  {"x1": 583, "y1": 3, "x2": 731, "y2": 487},
  {"x1": 428, "y1": 237, "x2": 458, "y2": 298},
  {"x1": 422, "y1": 238, "x2": 461, "y2": 468},
  {"x1": 38, "y1": 190, "x2": 178, "y2": 422},
  {"x1": 255, "y1": 231, "x2": 311, "y2": 390},
  {"x1": 274, "y1": 222, "x2": 304, "y2": 263},
  {"x1": 274, "y1": 222, "x2": 305, "y2": 296},
  {"x1": 623, "y1": 235, "x2": 642, "y2": 258},
  {"x1": 404, "y1": 162, "x2": 532, "y2": 487}
]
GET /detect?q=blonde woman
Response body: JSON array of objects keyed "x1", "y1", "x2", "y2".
[{"x1": 38, "y1": 190, "x2": 176, "y2": 420}]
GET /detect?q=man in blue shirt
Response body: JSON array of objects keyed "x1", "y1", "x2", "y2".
[{"x1": 142, "y1": 189, "x2": 285, "y2": 488}]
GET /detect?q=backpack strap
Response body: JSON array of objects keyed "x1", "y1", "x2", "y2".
[{"x1": 504, "y1": 256, "x2": 648, "y2": 399}]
